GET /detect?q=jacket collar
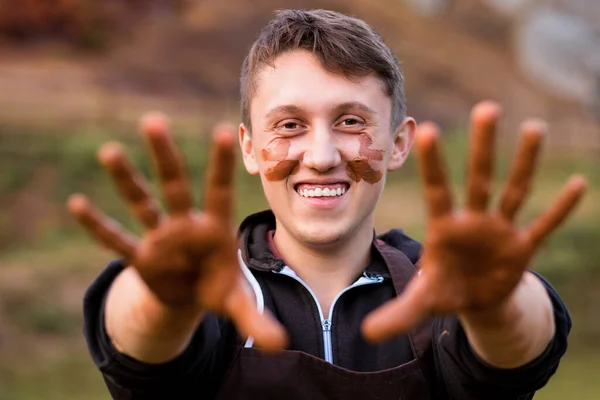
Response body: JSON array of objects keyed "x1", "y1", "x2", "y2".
[{"x1": 237, "y1": 209, "x2": 422, "y2": 279}]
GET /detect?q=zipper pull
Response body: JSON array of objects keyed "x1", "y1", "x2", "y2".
[{"x1": 322, "y1": 319, "x2": 333, "y2": 363}]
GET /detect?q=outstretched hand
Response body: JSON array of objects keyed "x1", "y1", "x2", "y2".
[
  {"x1": 67, "y1": 113, "x2": 287, "y2": 352},
  {"x1": 363, "y1": 101, "x2": 587, "y2": 342}
]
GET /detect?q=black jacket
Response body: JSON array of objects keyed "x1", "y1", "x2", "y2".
[{"x1": 83, "y1": 210, "x2": 570, "y2": 399}]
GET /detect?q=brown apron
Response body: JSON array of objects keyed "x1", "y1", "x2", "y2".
[{"x1": 216, "y1": 241, "x2": 436, "y2": 400}]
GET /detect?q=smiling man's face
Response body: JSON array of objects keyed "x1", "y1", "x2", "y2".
[{"x1": 240, "y1": 50, "x2": 415, "y2": 246}]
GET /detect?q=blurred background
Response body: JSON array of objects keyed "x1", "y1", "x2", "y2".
[{"x1": 0, "y1": 0, "x2": 598, "y2": 399}]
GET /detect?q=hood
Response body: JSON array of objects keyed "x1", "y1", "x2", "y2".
[{"x1": 237, "y1": 209, "x2": 422, "y2": 276}]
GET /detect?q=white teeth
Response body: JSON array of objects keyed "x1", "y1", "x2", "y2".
[{"x1": 298, "y1": 186, "x2": 347, "y2": 198}]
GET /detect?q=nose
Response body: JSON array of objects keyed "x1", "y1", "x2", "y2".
[{"x1": 302, "y1": 125, "x2": 342, "y2": 172}]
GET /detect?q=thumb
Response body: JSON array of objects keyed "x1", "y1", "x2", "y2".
[
  {"x1": 361, "y1": 274, "x2": 431, "y2": 343},
  {"x1": 224, "y1": 283, "x2": 289, "y2": 353}
]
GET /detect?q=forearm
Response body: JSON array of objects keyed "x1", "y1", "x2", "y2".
[
  {"x1": 105, "y1": 266, "x2": 205, "y2": 364},
  {"x1": 459, "y1": 271, "x2": 555, "y2": 369}
]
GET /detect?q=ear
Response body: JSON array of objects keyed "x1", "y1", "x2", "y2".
[
  {"x1": 239, "y1": 123, "x2": 259, "y2": 175},
  {"x1": 388, "y1": 117, "x2": 416, "y2": 171}
]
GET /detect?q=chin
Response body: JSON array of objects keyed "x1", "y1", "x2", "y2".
[
  {"x1": 293, "y1": 220, "x2": 351, "y2": 246},
  {"x1": 299, "y1": 231, "x2": 344, "y2": 247}
]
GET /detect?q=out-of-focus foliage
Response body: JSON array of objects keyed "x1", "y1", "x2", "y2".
[{"x1": 0, "y1": 0, "x2": 186, "y2": 49}]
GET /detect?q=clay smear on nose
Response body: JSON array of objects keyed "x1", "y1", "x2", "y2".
[
  {"x1": 261, "y1": 138, "x2": 300, "y2": 181},
  {"x1": 345, "y1": 134, "x2": 384, "y2": 184}
]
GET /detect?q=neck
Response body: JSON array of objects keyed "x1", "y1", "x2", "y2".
[{"x1": 273, "y1": 216, "x2": 375, "y2": 317}]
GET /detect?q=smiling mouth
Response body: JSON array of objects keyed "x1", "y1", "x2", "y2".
[{"x1": 294, "y1": 183, "x2": 349, "y2": 198}]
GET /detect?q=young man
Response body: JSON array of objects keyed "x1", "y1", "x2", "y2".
[{"x1": 69, "y1": 9, "x2": 586, "y2": 400}]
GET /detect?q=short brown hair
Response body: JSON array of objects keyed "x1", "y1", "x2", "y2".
[{"x1": 240, "y1": 9, "x2": 406, "y2": 131}]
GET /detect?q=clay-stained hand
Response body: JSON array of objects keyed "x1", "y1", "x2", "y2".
[
  {"x1": 362, "y1": 101, "x2": 587, "y2": 342},
  {"x1": 67, "y1": 113, "x2": 287, "y2": 352}
]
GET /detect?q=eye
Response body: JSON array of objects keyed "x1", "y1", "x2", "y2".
[
  {"x1": 336, "y1": 116, "x2": 365, "y2": 130},
  {"x1": 283, "y1": 122, "x2": 299, "y2": 130},
  {"x1": 341, "y1": 118, "x2": 359, "y2": 126},
  {"x1": 275, "y1": 119, "x2": 305, "y2": 134}
]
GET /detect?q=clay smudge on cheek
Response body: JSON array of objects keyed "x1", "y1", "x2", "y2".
[
  {"x1": 265, "y1": 160, "x2": 300, "y2": 181},
  {"x1": 346, "y1": 160, "x2": 383, "y2": 184},
  {"x1": 343, "y1": 134, "x2": 385, "y2": 184},
  {"x1": 358, "y1": 134, "x2": 384, "y2": 161},
  {"x1": 262, "y1": 138, "x2": 290, "y2": 162},
  {"x1": 262, "y1": 138, "x2": 300, "y2": 181}
]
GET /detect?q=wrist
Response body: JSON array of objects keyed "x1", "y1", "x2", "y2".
[
  {"x1": 133, "y1": 289, "x2": 205, "y2": 338},
  {"x1": 459, "y1": 274, "x2": 528, "y2": 330},
  {"x1": 120, "y1": 267, "x2": 203, "y2": 329},
  {"x1": 106, "y1": 266, "x2": 205, "y2": 361},
  {"x1": 458, "y1": 272, "x2": 555, "y2": 368}
]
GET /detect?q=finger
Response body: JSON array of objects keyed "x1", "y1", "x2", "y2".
[
  {"x1": 525, "y1": 175, "x2": 587, "y2": 248},
  {"x1": 98, "y1": 142, "x2": 162, "y2": 230},
  {"x1": 466, "y1": 101, "x2": 502, "y2": 211},
  {"x1": 203, "y1": 124, "x2": 236, "y2": 222},
  {"x1": 498, "y1": 120, "x2": 546, "y2": 220},
  {"x1": 67, "y1": 194, "x2": 138, "y2": 260},
  {"x1": 415, "y1": 122, "x2": 453, "y2": 220},
  {"x1": 140, "y1": 112, "x2": 193, "y2": 215},
  {"x1": 361, "y1": 275, "x2": 431, "y2": 343},
  {"x1": 224, "y1": 284, "x2": 288, "y2": 353}
]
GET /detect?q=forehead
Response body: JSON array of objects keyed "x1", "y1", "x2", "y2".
[{"x1": 251, "y1": 50, "x2": 391, "y2": 119}]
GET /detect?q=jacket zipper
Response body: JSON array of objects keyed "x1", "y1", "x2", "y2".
[{"x1": 277, "y1": 266, "x2": 383, "y2": 364}]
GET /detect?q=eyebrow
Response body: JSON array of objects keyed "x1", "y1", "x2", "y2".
[
  {"x1": 332, "y1": 102, "x2": 377, "y2": 116},
  {"x1": 264, "y1": 101, "x2": 377, "y2": 120},
  {"x1": 265, "y1": 104, "x2": 305, "y2": 119}
]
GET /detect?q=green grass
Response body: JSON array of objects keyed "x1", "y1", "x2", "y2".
[
  {"x1": 0, "y1": 351, "x2": 107, "y2": 400},
  {"x1": 530, "y1": 350, "x2": 600, "y2": 399}
]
